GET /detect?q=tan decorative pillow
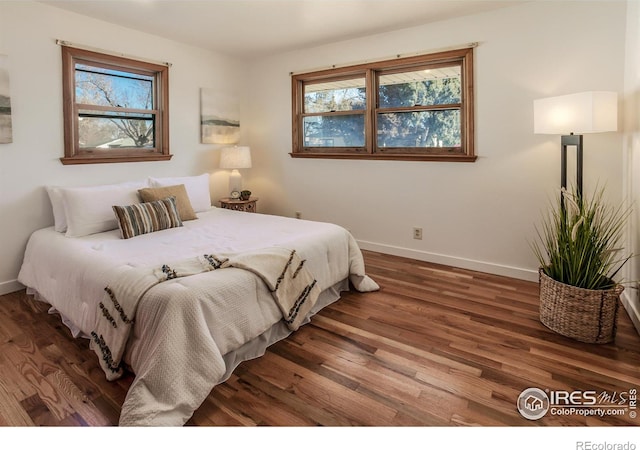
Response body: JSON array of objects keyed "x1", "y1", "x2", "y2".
[{"x1": 138, "y1": 184, "x2": 197, "y2": 221}]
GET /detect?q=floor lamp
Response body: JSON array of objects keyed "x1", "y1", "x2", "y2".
[{"x1": 533, "y1": 91, "x2": 618, "y2": 198}]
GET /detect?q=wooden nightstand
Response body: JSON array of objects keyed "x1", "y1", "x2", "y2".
[{"x1": 219, "y1": 197, "x2": 258, "y2": 213}]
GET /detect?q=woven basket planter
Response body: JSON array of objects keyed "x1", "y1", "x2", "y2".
[{"x1": 538, "y1": 269, "x2": 623, "y2": 344}]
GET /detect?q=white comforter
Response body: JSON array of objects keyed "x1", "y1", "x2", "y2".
[{"x1": 18, "y1": 208, "x2": 378, "y2": 426}]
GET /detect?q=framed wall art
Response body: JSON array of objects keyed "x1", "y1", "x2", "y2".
[
  {"x1": 200, "y1": 88, "x2": 239, "y2": 144},
  {"x1": 0, "y1": 54, "x2": 12, "y2": 144}
]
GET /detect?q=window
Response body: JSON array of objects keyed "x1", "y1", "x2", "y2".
[
  {"x1": 291, "y1": 47, "x2": 475, "y2": 161},
  {"x1": 61, "y1": 46, "x2": 171, "y2": 164}
]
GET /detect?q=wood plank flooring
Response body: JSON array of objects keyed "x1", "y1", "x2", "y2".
[{"x1": 0, "y1": 250, "x2": 639, "y2": 427}]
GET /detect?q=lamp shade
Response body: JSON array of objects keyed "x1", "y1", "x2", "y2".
[
  {"x1": 220, "y1": 146, "x2": 252, "y2": 169},
  {"x1": 533, "y1": 91, "x2": 618, "y2": 135}
]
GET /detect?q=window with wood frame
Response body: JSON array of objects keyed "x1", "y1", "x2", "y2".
[
  {"x1": 61, "y1": 46, "x2": 171, "y2": 165},
  {"x1": 291, "y1": 47, "x2": 475, "y2": 161}
]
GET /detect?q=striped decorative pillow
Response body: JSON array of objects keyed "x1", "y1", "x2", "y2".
[{"x1": 112, "y1": 196, "x2": 183, "y2": 239}]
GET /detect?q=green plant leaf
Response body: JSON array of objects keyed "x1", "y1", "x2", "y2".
[{"x1": 530, "y1": 186, "x2": 632, "y2": 290}]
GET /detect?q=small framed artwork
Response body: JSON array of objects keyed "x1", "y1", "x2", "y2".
[
  {"x1": 200, "y1": 88, "x2": 239, "y2": 144},
  {"x1": 0, "y1": 54, "x2": 12, "y2": 144}
]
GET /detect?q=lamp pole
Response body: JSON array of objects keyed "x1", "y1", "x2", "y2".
[{"x1": 560, "y1": 133, "x2": 583, "y2": 198}]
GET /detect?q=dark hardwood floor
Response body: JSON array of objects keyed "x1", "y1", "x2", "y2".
[{"x1": 0, "y1": 250, "x2": 639, "y2": 427}]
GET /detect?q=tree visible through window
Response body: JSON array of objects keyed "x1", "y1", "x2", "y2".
[
  {"x1": 303, "y1": 77, "x2": 366, "y2": 149},
  {"x1": 61, "y1": 46, "x2": 171, "y2": 164},
  {"x1": 291, "y1": 47, "x2": 475, "y2": 161},
  {"x1": 378, "y1": 66, "x2": 461, "y2": 148}
]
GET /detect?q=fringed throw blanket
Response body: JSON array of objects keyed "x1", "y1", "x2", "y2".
[
  {"x1": 90, "y1": 248, "x2": 319, "y2": 380},
  {"x1": 231, "y1": 247, "x2": 320, "y2": 331}
]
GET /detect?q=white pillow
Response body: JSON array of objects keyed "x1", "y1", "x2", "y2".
[
  {"x1": 61, "y1": 180, "x2": 149, "y2": 238},
  {"x1": 148, "y1": 174, "x2": 212, "y2": 212},
  {"x1": 46, "y1": 186, "x2": 68, "y2": 232}
]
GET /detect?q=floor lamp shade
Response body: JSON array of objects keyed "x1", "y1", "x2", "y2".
[
  {"x1": 220, "y1": 146, "x2": 252, "y2": 194},
  {"x1": 533, "y1": 91, "x2": 617, "y2": 135},
  {"x1": 533, "y1": 91, "x2": 617, "y2": 196}
]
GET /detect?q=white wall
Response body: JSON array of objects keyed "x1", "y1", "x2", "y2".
[
  {"x1": 623, "y1": 0, "x2": 640, "y2": 332},
  {"x1": 0, "y1": 1, "x2": 246, "y2": 293},
  {"x1": 0, "y1": 1, "x2": 630, "y2": 296},
  {"x1": 245, "y1": 0, "x2": 627, "y2": 281}
]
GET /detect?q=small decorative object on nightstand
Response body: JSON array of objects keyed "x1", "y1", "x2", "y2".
[{"x1": 219, "y1": 197, "x2": 258, "y2": 213}]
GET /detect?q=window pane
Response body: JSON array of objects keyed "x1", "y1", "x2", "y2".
[
  {"x1": 377, "y1": 110, "x2": 461, "y2": 148},
  {"x1": 79, "y1": 116, "x2": 155, "y2": 148},
  {"x1": 378, "y1": 66, "x2": 461, "y2": 108},
  {"x1": 303, "y1": 114, "x2": 365, "y2": 147},
  {"x1": 75, "y1": 63, "x2": 154, "y2": 110},
  {"x1": 304, "y1": 78, "x2": 366, "y2": 113}
]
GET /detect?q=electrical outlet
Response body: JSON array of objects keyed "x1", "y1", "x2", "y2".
[
  {"x1": 295, "y1": 211, "x2": 302, "y2": 219},
  {"x1": 413, "y1": 227, "x2": 423, "y2": 240}
]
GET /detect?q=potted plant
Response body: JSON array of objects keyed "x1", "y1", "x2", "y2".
[{"x1": 531, "y1": 186, "x2": 632, "y2": 343}]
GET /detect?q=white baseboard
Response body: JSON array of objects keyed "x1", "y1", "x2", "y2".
[
  {"x1": 0, "y1": 279, "x2": 24, "y2": 296},
  {"x1": 357, "y1": 240, "x2": 539, "y2": 282},
  {"x1": 621, "y1": 290, "x2": 640, "y2": 335}
]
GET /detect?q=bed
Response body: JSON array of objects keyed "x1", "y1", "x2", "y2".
[{"x1": 17, "y1": 174, "x2": 378, "y2": 426}]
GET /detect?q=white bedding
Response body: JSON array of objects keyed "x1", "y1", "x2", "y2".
[{"x1": 17, "y1": 207, "x2": 378, "y2": 426}]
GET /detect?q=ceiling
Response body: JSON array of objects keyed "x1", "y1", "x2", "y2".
[{"x1": 39, "y1": 0, "x2": 526, "y2": 59}]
